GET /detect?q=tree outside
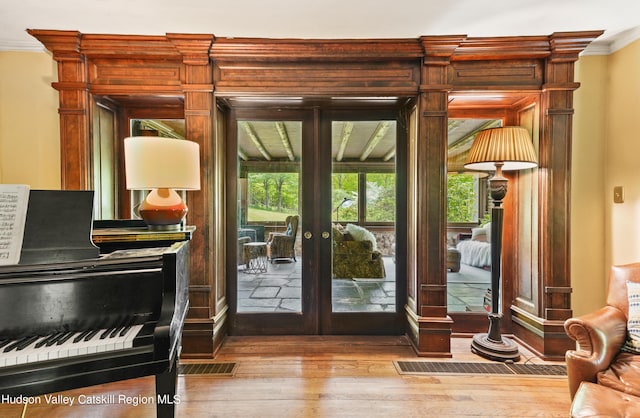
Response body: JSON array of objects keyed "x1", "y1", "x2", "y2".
[
  {"x1": 447, "y1": 173, "x2": 478, "y2": 223},
  {"x1": 247, "y1": 172, "x2": 299, "y2": 222},
  {"x1": 245, "y1": 171, "x2": 478, "y2": 224}
]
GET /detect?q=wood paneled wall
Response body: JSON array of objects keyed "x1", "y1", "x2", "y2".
[{"x1": 28, "y1": 29, "x2": 602, "y2": 360}]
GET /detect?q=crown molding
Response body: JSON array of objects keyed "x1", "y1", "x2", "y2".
[
  {"x1": 581, "y1": 26, "x2": 640, "y2": 56},
  {"x1": 3, "y1": 27, "x2": 639, "y2": 57},
  {"x1": 0, "y1": 38, "x2": 45, "y2": 52},
  {"x1": 609, "y1": 26, "x2": 640, "y2": 53}
]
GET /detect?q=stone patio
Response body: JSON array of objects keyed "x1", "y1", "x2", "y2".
[{"x1": 237, "y1": 257, "x2": 490, "y2": 313}]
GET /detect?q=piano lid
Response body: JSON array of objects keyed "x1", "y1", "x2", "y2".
[{"x1": 19, "y1": 190, "x2": 99, "y2": 265}]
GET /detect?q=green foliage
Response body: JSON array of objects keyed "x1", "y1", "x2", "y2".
[
  {"x1": 332, "y1": 173, "x2": 358, "y2": 222},
  {"x1": 244, "y1": 171, "x2": 398, "y2": 224},
  {"x1": 366, "y1": 173, "x2": 396, "y2": 222},
  {"x1": 330, "y1": 173, "x2": 397, "y2": 223},
  {"x1": 447, "y1": 173, "x2": 478, "y2": 223},
  {"x1": 247, "y1": 172, "x2": 299, "y2": 221}
]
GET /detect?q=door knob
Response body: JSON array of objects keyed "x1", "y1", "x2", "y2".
[
  {"x1": 304, "y1": 231, "x2": 313, "y2": 239},
  {"x1": 321, "y1": 231, "x2": 330, "y2": 239}
]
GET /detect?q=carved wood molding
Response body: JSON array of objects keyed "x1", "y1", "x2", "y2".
[
  {"x1": 449, "y1": 59, "x2": 543, "y2": 90},
  {"x1": 166, "y1": 34, "x2": 215, "y2": 66},
  {"x1": 30, "y1": 30, "x2": 604, "y2": 64},
  {"x1": 26, "y1": 29, "x2": 602, "y2": 358},
  {"x1": 210, "y1": 37, "x2": 423, "y2": 61},
  {"x1": 420, "y1": 35, "x2": 466, "y2": 66},
  {"x1": 548, "y1": 31, "x2": 605, "y2": 62},
  {"x1": 80, "y1": 34, "x2": 179, "y2": 58},
  {"x1": 535, "y1": 34, "x2": 601, "y2": 325},
  {"x1": 213, "y1": 60, "x2": 420, "y2": 96},
  {"x1": 27, "y1": 29, "x2": 81, "y2": 59},
  {"x1": 454, "y1": 36, "x2": 550, "y2": 61}
]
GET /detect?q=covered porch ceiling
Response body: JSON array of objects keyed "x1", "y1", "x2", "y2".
[{"x1": 122, "y1": 91, "x2": 533, "y2": 165}]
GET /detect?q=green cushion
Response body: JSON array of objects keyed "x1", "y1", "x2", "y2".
[{"x1": 332, "y1": 226, "x2": 345, "y2": 241}]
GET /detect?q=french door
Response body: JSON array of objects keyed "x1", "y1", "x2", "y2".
[{"x1": 229, "y1": 107, "x2": 405, "y2": 335}]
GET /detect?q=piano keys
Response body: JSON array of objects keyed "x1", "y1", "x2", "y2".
[
  {"x1": 0, "y1": 323, "x2": 145, "y2": 367},
  {"x1": 0, "y1": 241, "x2": 189, "y2": 418}
]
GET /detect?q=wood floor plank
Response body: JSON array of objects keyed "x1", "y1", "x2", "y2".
[{"x1": 0, "y1": 336, "x2": 571, "y2": 417}]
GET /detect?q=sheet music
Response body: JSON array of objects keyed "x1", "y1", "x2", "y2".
[{"x1": 0, "y1": 185, "x2": 29, "y2": 265}]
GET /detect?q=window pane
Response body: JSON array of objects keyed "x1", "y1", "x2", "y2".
[
  {"x1": 447, "y1": 173, "x2": 479, "y2": 223},
  {"x1": 332, "y1": 173, "x2": 358, "y2": 223},
  {"x1": 331, "y1": 120, "x2": 396, "y2": 314},
  {"x1": 366, "y1": 173, "x2": 396, "y2": 222},
  {"x1": 247, "y1": 172, "x2": 299, "y2": 222},
  {"x1": 237, "y1": 120, "x2": 302, "y2": 314}
]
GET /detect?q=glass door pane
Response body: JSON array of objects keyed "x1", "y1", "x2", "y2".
[
  {"x1": 330, "y1": 120, "x2": 397, "y2": 313},
  {"x1": 236, "y1": 120, "x2": 302, "y2": 313},
  {"x1": 446, "y1": 118, "x2": 499, "y2": 313}
]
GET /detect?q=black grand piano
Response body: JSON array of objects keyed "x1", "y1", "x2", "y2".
[{"x1": 0, "y1": 190, "x2": 190, "y2": 418}]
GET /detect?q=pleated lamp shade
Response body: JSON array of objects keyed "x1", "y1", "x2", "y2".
[
  {"x1": 448, "y1": 151, "x2": 489, "y2": 177},
  {"x1": 464, "y1": 127, "x2": 537, "y2": 171}
]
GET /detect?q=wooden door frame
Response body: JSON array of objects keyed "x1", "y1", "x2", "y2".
[
  {"x1": 226, "y1": 107, "x2": 317, "y2": 335},
  {"x1": 318, "y1": 108, "x2": 408, "y2": 335},
  {"x1": 446, "y1": 99, "x2": 540, "y2": 335},
  {"x1": 30, "y1": 29, "x2": 602, "y2": 360},
  {"x1": 225, "y1": 106, "x2": 408, "y2": 336}
]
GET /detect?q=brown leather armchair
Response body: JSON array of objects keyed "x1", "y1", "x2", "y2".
[{"x1": 564, "y1": 263, "x2": 640, "y2": 415}]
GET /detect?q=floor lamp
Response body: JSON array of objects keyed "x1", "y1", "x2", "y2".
[{"x1": 464, "y1": 126, "x2": 538, "y2": 362}]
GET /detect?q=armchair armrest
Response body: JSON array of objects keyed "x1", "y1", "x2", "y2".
[
  {"x1": 266, "y1": 231, "x2": 287, "y2": 243},
  {"x1": 564, "y1": 305, "x2": 628, "y2": 399}
]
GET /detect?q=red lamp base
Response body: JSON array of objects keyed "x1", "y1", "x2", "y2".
[{"x1": 138, "y1": 188, "x2": 188, "y2": 231}]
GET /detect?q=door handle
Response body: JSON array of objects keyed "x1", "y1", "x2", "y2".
[
  {"x1": 321, "y1": 231, "x2": 330, "y2": 239},
  {"x1": 304, "y1": 231, "x2": 313, "y2": 240}
]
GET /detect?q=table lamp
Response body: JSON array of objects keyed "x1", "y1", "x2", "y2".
[
  {"x1": 464, "y1": 126, "x2": 537, "y2": 361},
  {"x1": 124, "y1": 136, "x2": 200, "y2": 230}
]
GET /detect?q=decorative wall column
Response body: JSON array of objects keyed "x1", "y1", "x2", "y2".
[
  {"x1": 406, "y1": 36, "x2": 465, "y2": 357},
  {"x1": 166, "y1": 34, "x2": 219, "y2": 357},
  {"x1": 27, "y1": 30, "x2": 90, "y2": 190},
  {"x1": 510, "y1": 31, "x2": 603, "y2": 359}
]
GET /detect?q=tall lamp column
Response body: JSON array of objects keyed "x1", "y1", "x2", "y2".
[{"x1": 464, "y1": 127, "x2": 537, "y2": 362}]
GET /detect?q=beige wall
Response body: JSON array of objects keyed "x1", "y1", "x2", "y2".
[
  {"x1": 1, "y1": 40, "x2": 639, "y2": 316},
  {"x1": 605, "y1": 40, "x2": 640, "y2": 268},
  {"x1": 0, "y1": 51, "x2": 60, "y2": 188},
  {"x1": 572, "y1": 38, "x2": 640, "y2": 315},
  {"x1": 572, "y1": 54, "x2": 608, "y2": 316}
]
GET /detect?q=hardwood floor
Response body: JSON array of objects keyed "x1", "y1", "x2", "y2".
[{"x1": 1, "y1": 336, "x2": 571, "y2": 417}]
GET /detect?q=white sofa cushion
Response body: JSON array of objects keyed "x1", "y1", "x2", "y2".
[{"x1": 345, "y1": 223, "x2": 378, "y2": 251}]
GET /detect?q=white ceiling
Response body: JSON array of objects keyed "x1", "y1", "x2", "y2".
[{"x1": 2, "y1": 0, "x2": 639, "y2": 54}]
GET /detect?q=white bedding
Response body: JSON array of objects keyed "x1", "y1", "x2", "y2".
[{"x1": 456, "y1": 239, "x2": 491, "y2": 268}]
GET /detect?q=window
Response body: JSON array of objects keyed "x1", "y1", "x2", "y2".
[
  {"x1": 447, "y1": 173, "x2": 483, "y2": 223},
  {"x1": 366, "y1": 173, "x2": 396, "y2": 222},
  {"x1": 246, "y1": 172, "x2": 299, "y2": 223},
  {"x1": 332, "y1": 173, "x2": 358, "y2": 223},
  {"x1": 447, "y1": 118, "x2": 498, "y2": 225},
  {"x1": 331, "y1": 172, "x2": 396, "y2": 224}
]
